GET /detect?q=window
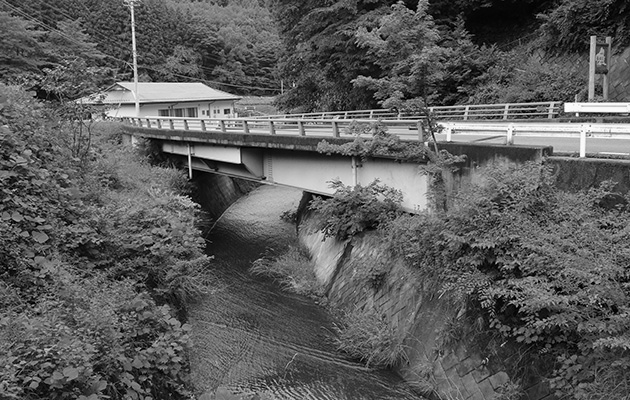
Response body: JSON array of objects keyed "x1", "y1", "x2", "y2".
[
  {"x1": 186, "y1": 107, "x2": 198, "y2": 118},
  {"x1": 158, "y1": 109, "x2": 169, "y2": 116},
  {"x1": 173, "y1": 108, "x2": 184, "y2": 117},
  {"x1": 223, "y1": 108, "x2": 231, "y2": 115}
]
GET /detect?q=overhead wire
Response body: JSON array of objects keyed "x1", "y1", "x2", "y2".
[{"x1": 0, "y1": 0, "x2": 281, "y2": 93}]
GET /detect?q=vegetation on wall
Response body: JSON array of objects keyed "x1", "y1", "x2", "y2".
[
  {"x1": 309, "y1": 180, "x2": 403, "y2": 241},
  {"x1": 0, "y1": 84, "x2": 211, "y2": 399},
  {"x1": 382, "y1": 161, "x2": 630, "y2": 399}
]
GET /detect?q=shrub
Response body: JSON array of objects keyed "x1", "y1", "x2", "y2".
[
  {"x1": 0, "y1": 85, "x2": 209, "y2": 399},
  {"x1": 384, "y1": 160, "x2": 630, "y2": 398},
  {"x1": 309, "y1": 179, "x2": 403, "y2": 241}
]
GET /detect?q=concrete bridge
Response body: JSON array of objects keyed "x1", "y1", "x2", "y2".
[{"x1": 121, "y1": 111, "x2": 630, "y2": 212}]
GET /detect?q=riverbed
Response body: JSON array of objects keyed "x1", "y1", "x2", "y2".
[{"x1": 189, "y1": 184, "x2": 421, "y2": 400}]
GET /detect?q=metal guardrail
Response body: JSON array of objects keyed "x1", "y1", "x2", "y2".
[
  {"x1": 442, "y1": 121, "x2": 630, "y2": 158},
  {"x1": 120, "y1": 115, "x2": 424, "y2": 139},
  {"x1": 120, "y1": 114, "x2": 630, "y2": 159},
  {"x1": 564, "y1": 102, "x2": 630, "y2": 115},
  {"x1": 250, "y1": 101, "x2": 563, "y2": 121}
]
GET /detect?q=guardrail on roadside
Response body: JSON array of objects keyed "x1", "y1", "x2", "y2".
[
  {"x1": 441, "y1": 121, "x2": 630, "y2": 158},
  {"x1": 250, "y1": 101, "x2": 562, "y2": 121},
  {"x1": 120, "y1": 115, "x2": 425, "y2": 139},
  {"x1": 119, "y1": 115, "x2": 629, "y2": 159},
  {"x1": 564, "y1": 102, "x2": 630, "y2": 116}
]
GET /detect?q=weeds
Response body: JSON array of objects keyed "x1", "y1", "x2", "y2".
[
  {"x1": 334, "y1": 307, "x2": 406, "y2": 368},
  {"x1": 250, "y1": 245, "x2": 324, "y2": 297}
]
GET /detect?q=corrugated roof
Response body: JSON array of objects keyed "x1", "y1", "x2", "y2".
[{"x1": 90, "y1": 82, "x2": 241, "y2": 104}]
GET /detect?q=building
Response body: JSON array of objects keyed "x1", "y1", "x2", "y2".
[{"x1": 89, "y1": 82, "x2": 241, "y2": 118}]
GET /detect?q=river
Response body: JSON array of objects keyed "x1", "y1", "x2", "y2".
[{"x1": 189, "y1": 184, "x2": 421, "y2": 400}]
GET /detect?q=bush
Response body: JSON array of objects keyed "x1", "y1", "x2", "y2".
[
  {"x1": 309, "y1": 179, "x2": 403, "y2": 241},
  {"x1": 0, "y1": 85, "x2": 209, "y2": 399},
  {"x1": 384, "y1": 161, "x2": 630, "y2": 398}
]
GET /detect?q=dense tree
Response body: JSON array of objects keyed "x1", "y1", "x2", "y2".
[
  {"x1": 270, "y1": 0, "x2": 396, "y2": 112},
  {"x1": 353, "y1": 1, "x2": 444, "y2": 109},
  {"x1": 537, "y1": 0, "x2": 630, "y2": 53},
  {"x1": 0, "y1": 11, "x2": 46, "y2": 81}
]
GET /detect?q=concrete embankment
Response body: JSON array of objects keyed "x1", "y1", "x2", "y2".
[{"x1": 297, "y1": 209, "x2": 551, "y2": 400}]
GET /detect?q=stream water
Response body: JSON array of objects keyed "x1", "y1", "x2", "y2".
[{"x1": 189, "y1": 185, "x2": 421, "y2": 400}]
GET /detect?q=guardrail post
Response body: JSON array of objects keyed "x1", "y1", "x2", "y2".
[
  {"x1": 332, "y1": 121, "x2": 339, "y2": 138},
  {"x1": 169, "y1": 119, "x2": 174, "y2": 130},
  {"x1": 580, "y1": 124, "x2": 588, "y2": 158},
  {"x1": 200, "y1": 120, "x2": 207, "y2": 131},
  {"x1": 506, "y1": 124, "x2": 514, "y2": 145},
  {"x1": 298, "y1": 120, "x2": 305, "y2": 136},
  {"x1": 145, "y1": 118, "x2": 151, "y2": 128},
  {"x1": 269, "y1": 121, "x2": 276, "y2": 135},
  {"x1": 445, "y1": 123, "x2": 452, "y2": 142},
  {"x1": 369, "y1": 110, "x2": 374, "y2": 119},
  {"x1": 503, "y1": 104, "x2": 509, "y2": 120},
  {"x1": 548, "y1": 102, "x2": 555, "y2": 119},
  {"x1": 243, "y1": 120, "x2": 250, "y2": 134},
  {"x1": 464, "y1": 105, "x2": 470, "y2": 120},
  {"x1": 184, "y1": 119, "x2": 189, "y2": 130},
  {"x1": 187, "y1": 144, "x2": 193, "y2": 179},
  {"x1": 219, "y1": 120, "x2": 226, "y2": 133}
]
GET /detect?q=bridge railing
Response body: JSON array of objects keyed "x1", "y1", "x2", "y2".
[
  {"x1": 250, "y1": 101, "x2": 563, "y2": 121},
  {"x1": 119, "y1": 115, "x2": 425, "y2": 139},
  {"x1": 120, "y1": 114, "x2": 629, "y2": 159}
]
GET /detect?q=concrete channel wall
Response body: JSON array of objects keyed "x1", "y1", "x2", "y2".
[{"x1": 297, "y1": 153, "x2": 630, "y2": 400}]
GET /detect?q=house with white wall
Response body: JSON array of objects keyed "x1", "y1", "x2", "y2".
[{"x1": 90, "y1": 82, "x2": 241, "y2": 118}]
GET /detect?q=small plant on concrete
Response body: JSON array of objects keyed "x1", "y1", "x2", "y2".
[
  {"x1": 334, "y1": 307, "x2": 406, "y2": 368},
  {"x1": 310, "y1": 179, "x2": 403, "y2": 241},
  {"x1": 317, "y1": 120, "x2": 429, "y2": 162}
]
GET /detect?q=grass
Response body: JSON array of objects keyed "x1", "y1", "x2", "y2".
[
  {"x1": 250, "y1": 245, "x2": 324, "y2": 297},
  {"x1": 334, "y1": 307, "x2": 407, "y2": 369}
]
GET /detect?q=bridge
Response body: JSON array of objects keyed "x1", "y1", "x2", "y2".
[{"x1": 120, "y1": 103, "x2": 630, "y2": 212}]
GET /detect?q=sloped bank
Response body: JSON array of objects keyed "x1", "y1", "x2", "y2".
[{"x1": 297, "y1": 202, "x2": 550, "y2": 400}]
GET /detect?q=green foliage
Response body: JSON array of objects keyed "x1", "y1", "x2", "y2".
[
  {"x1": 353, "y1": 1, "x2": 445, "y2": 109},
  {"x1": 467, "y1": 50, "x2": 587, "y2": 103},
  {"x1": 383, "y1": 161, "x2": 630, "y2": 399},
  {"x1": 317, "y1": 120, "x2": 428, "y2": 161},
  {"x1": 2, "y1": 0, "x2": 280, "y2": 95},
  {"x1": 309, "y1": 179, "x2": 403, "y2": 241},
  {"x1": 334, "y1": 307, "x2": 406, "y2": 368},
  {"x1": 270, "y1": 0, "x2": 388, "y2": 112},
  {"x1": 537, "y1": 0, "x2": 630, "y2": 53},
  {"x1": 0, "y1": 85, "x2": 210, "y2": 399}
]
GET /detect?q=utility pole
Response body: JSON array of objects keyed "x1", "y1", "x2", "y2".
[{"x1": 124, "y1": 0, "x2": 140, "y2": 117}]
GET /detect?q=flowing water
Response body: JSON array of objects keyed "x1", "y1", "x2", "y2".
[{"x1": 189, "y1": 185, "x2": 421, "y2": 400}]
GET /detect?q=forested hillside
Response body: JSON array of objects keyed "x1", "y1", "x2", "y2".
[
  {"x1": 269, "y1": 0, "x2": 630, "y2": 112},
  {"x1": 0, "y1": 0, "x2": 280, "y2": 95},
  {"x1": 2, "y1": 0, "x2": 629, "y2": 110}
]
